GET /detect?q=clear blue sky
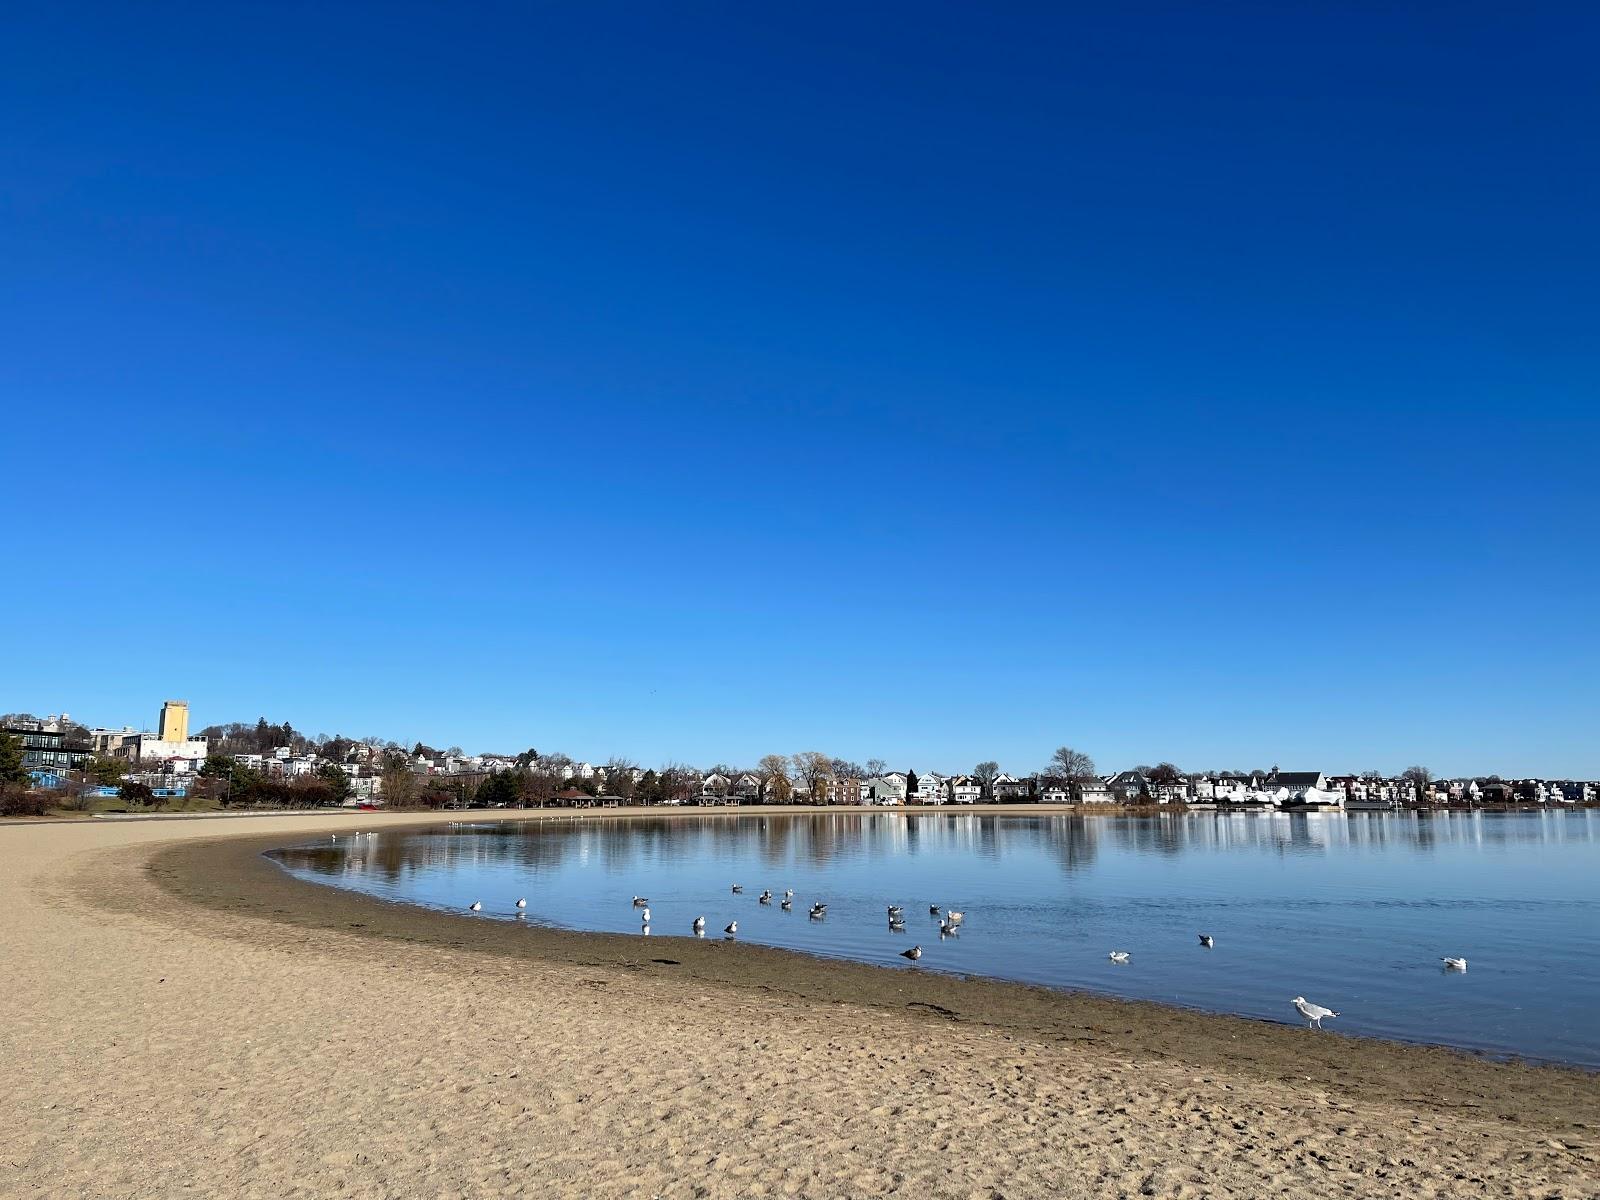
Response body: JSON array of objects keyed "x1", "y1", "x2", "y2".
[{"x1": 3, "y1": 3, "x2": 1595, "y2": 777}]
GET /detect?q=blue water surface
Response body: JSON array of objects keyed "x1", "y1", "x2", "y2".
[{"x1": 274, "y1": 810, "x2": 1600, "y2": 1067}]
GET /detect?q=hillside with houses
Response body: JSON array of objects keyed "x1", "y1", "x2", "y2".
[{"x1": 3, "y1": 706, "x2": 1594, "y2": 816}]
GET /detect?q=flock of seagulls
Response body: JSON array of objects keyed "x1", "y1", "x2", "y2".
[{"x1": 451, "y1": 881, "x2": 1471, "y2": 1032}]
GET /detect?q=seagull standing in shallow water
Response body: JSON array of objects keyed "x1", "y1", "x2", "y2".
[
  {"x1": 692, "y1": 915, "x2": 706, "y2": 934},
  {"x1": 639, "y1": 908, "x2": 651, "y2": 925},
  {"x1": 468, "y1": 901, "x2": 482, "y2": 912},
  {"x1": 1442, "y1": 957, "x2": 1468, "y2": 972},
  {"x1": 901, "y1": 945, "x2": 922, "y2": 960},
  {"x1": 1292, "y1": 996, "x2": 1338, "y2": 1028},
  {"x1": 724, "y1": 920, "x2": 738, "y2": 937},
  {"x1": 515, "y1": 898, "x2": 527, "y2": 910}
]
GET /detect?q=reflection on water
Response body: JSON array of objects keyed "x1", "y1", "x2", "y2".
[{"x1": 276, "y1": 810, "x2": 1600, "y2": 1067}]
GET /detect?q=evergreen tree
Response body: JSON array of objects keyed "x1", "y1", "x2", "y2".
[{"x1": 0, "y1": 733, "x2": 27, "y2": 789}]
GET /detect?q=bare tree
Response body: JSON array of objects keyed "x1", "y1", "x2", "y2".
[
  {"x1": 1401, "y1": 765, "x2": 1432, "y2": 799},
  {"x1": 757, "y1": 754, "x2": 792, "y2": 804},
  {"x1": 865, "y1": 758, "x2": 887, "y2": 779},
  {"x1": 1049, "y1": 747, "x2": 1097, "y2": 800},
  {"x1": 973, "y1": 761, "x2": 1000, "y2": 801},
  {"x1": 792, "y1": 751, "x2": 833, "y2": 806}
]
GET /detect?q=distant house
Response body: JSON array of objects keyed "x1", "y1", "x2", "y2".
[
  {"x1": 862, "y1": 773, "x2": 908, "y2": 805},
  {"x1": 946, "y1": 775, "x2": 981, "y2": 805},
  {"x1": 1104, "y1": 771, "x2": 1150, "y2": 803},
  {"x1": 993, "y1": 775, "x2": 1032, "y2": 801},
  {"x1": 1262, "y1": 771, "x2": 1328, "y2": 802},
  {"x1": 1039, "y1": 785, "x2": 1069, "y2": 803},
  {"x1": 1076, "y1": 780, "x2": 1114, "y2": 803}
]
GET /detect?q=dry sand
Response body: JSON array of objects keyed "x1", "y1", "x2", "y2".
[{"x1": 3, "y1": 810, "x2": 1597, "y2": 1199}]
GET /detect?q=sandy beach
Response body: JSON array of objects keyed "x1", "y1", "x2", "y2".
[{"x1": 4, "y1": 810, "x2": 1597, "y2": 1199}]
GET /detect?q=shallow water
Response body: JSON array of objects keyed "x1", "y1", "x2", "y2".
[{"x1": 274, "y1": 809, "x2": 1600, "y2": 1067}]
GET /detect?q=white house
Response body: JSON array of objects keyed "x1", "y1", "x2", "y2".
[
  {"x1": 863, "y1": 773, "x2": 908, "y2": 805},
  {"x1": 946, "y1": 775, "x2": 981, "y2": 804}
]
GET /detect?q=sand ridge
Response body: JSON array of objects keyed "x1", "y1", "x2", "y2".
[{"x1": 3, "y1": 811, "x2": 1597, "y2": 1199}]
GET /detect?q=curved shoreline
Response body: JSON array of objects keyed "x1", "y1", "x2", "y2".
[
  {"x1": 138, "y1": 810, "x2": 1600, "y2": 1129},
  {"x1": 9, "y1": 808, "x2": 1597, "y2": 1198}
]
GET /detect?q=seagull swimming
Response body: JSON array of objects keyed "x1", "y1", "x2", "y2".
[
  {"x1": 887, "y1": 905, "x2": 903, "y2": 917},
  {"x1": 759, "y1": 890, "x2": 772, "y2": 904},
  {"x1": 1198, "y1": 933, "x2": 1213, "y2": 947},
  {"x1": 945, "y1": 910, "x2": 964, "y2": 924},
  {"x1": 692, "y1": 915, "x2": 706, "y2": 933},
  {"x1": 632, "y1": 896, "x2": 649, "y2": 907},
  {"x1": 731, "y1": 885, "x2": 743, "y2": 894},
  {"x1": 515, "y1": 898, "x2": 527, "y2": 910},
  {"x1": 780, "y1": 897, "x2": 793, "y2": 910},
  {"x1": 468, "y1": 901, "x2": 482, "y2": 912},
  {"x1": 901, "y1": 945, "x2": 922, "y2": 960},
  {"x1": 1107, "y1": 951, "x2": 1129, "y2": 964},
  {"x1": 1442, "y1": 957, "x2": 1468, "y2": 972},
  {"x1": 783, "y1": 889, "x2": 795, "y2": 899},
  {"x1": 929, "y1": 904, "x2": 941, "y2": 915},
  {"x1": 724, "y1": 920, "x2": 738, "y2": 936},
  {"x1": 809, "y1": 903, "x2": 827, "y2": 918},
  {"x1": 938, "y1": 920, "x2": 959, "y2": 936},
  {"x1": 1292, "y1": 996, "x2": 1338, "y2": 1028}
]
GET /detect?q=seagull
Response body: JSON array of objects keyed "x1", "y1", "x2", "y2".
[
  {"x1": 639, "y1": 908, "x2": 651, "y2": 924},
  {"x1": 938, "y1": 921, "x2": 959, "y2": 937},
  {"x1": 1442, "y1": 957, "x2": 1468, "y2": 972},
  {"x1": 759, "y1": 891, "x2": 773, "y2": 904},
  {"x1": 1292, "y1": 996, "x2": 1338, "y2": 1028},
  {"x1": 780, "y1": 897, "x2": 793, "y2": 910},
  {"x1": 809, "y1": 903, "x2": 827, "y2": 919},
  {"x1": 901, "y1": 945, "x2": 922, "y2": 960},
  {"x1": 887, "y1": 905, "x2": 903, "y2": 917},
  {"x1": 929, "y1": 904, "x2": 941, "y2": 915},
  {"x1": 945, "y1": 910, "x2": 965, "y2": 924},
  {"x1": 1107, "y1": 951, "x2": 1129, "y2": 964},
  {"x1": 468, "y1": 901, "x2": 482, "y2": 912},
  {"x1": 515, "y1": 898, "x2": 527, "y2": 910},
  {"x1": 731, "y1": 885, "x2": 744, "y2": 894},
  {"x1": 783, "y1": 889, "x2": 795, "y2": 899},
  {"x1": 724, "y1": 920, "x2": 738, "y2": 936},
  {"x1": 632, "y1": 896, "x2": 649, "y2": 907},
  {"x1": 1198, "y1": 933, "x2": 1213, "y2": 947},
  {"x1": 692, "y1": 916, "x2": 706, "y2": 933},
  {"x1": 889, "y1": 915, "x2": 906, "y2": 930}
]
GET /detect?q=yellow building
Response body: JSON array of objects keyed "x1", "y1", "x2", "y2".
[{"x1": 158, "y1": 700, "x2": 189, "y2": 744}]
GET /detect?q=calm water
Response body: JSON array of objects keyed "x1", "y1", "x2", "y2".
[{"x1": 274, "y1": 810, "x2": 1600, "y2": 1067}]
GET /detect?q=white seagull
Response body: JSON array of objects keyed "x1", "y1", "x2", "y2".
[
  {"x1": 692, "y1": 915, "x2": 706, "y2": 933},
  {"x1": 1442, "y1": 957, "x2": 1468, "y2": 972},
  {"x1": 515, "y1": 898, "x2": 527, "y2": 910},
  {"x1": 724, "y1": 920, "x2": 738, "y2": 936},
  {"x1": 945, "y1": 910, "x2": 965, "y2": 924},
  {"x1": 468, "y1": 901, "x2": 483, "y2": 912},
  {"x1": 783, "y1": 889, "x2": 795, "y2": 899},
  {"x1": 1107, "y1": 951, "x2": 1130, "y2": 964},
  {"x1": 1198, "y1": 933, "x2": 1213, "y2": 947},
  {"x1": 1292, "y1": 996, "x2": 1338, "y2": 1028},
  {"x1": 639, "y1": 908, "x2": 651, "y2": 924},
  {"x1": 901, "y1": 945, "x2": 922, "y2": 961}
]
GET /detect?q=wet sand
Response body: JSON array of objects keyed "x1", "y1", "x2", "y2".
[{"x1": 4, "y1": 809, "x2": 1597, "y2": 1198}]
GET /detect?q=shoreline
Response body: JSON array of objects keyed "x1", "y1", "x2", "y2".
[
  {"x1": 151, "y1": 810, "x2": 1597, "y2": 1108},
  {"x1": 8, "y1": 809, "x2": 1598, "y2": 1198}
]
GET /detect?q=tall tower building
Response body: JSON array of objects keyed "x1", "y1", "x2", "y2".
[{"x1": 158, "y1": 700, "x2": 189, "y2": 744}]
